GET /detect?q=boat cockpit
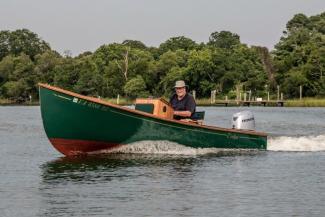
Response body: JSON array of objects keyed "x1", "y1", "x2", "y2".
[{"x1": 134, "y1": 98, "x2": 205, "y2": 124}]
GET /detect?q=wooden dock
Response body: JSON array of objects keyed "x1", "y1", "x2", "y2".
[{"x1": 214, "y1": 100, "x2": 285, "y2": 107}]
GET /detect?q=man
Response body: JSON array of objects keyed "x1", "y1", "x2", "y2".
[{"x1": 169, "y1": 80, "x2": 196, "y2": 120}]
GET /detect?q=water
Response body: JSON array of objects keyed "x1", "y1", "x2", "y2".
[{"x1": 0, "y1": 106, "x2": 325, "y2": 217}]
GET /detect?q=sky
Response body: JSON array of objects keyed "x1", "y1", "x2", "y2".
[{"x1": 0, "y1": 0, "x2": 324, "y2": 55}]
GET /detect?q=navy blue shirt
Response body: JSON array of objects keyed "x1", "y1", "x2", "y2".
[{"x1": 170, "y1": 93, "x2": 196, "y2": 119}]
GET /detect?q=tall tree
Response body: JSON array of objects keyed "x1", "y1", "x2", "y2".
[
  {"x1": 151, "y1": 50, "x2": 189, "y2": 95},
  {"x1": 286, "y1": 13, "x2": 310, "y2": 31},
  {"x1": 0, "y1": 29, "x2": 50, "y2": 61},
  {"x1": 159, "y1": 36, "x2": 197, "y2": 54},
  {"x1": 186, "y1": 49, "x2": 217, "y2": 96},
  {"x1": 124, "y1": 75, "x2": 149, "y2": 98},
  {"x1": 273, "y1": 12, "x2": 325, "y2": 97},
  {"x1": 53, "y1": 58, "x2": 79, "y2": 90},
  {"x1": 122, "y1": 40, "x2": 147, "y2": 50},
  {"x1": 0, "y1": 55, "x2": 14, "y2": 86},
  {"x1": 0, "y1": 53, "x2": 35, "y2": 99},
  {"x1": 253, "y1": 46, "x2": 277, "y2": 90},
  {"x1": 73, "y1": 56, "x2": 102, "y2": 96},
  {"x1": 208, "y1": 31, "x2": 240, "y2": 49},
  {"x1": 34, "y1": 50, "x2": 62, "y2": 84},
  {"x1": 0, "y1": 31, "x2": 10, "y2": 61}
]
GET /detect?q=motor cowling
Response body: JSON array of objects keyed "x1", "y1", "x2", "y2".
[{"x1": 232, "y1": 111, "x2": 255, "y2": 130}]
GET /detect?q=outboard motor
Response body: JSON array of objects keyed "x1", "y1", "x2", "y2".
[{"x1": 232, "y1": 111, "x2": 255, "y2": 130}]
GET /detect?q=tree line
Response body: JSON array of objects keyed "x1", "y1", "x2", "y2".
[{"x1": 0, "y1": 12, "x2": 324, "y2": 102}]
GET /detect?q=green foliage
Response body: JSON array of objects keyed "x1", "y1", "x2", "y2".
[
  {"x1": 0, "y1": 31, "x2": 10, "y2": 61},
  {"x1": 0, "y1": 55, "x2": 14, "y2": 85},
  {"x1": 123, "y1": 75, "x2": 149, "y2": 98},
  {"x1": 273, "y1": 12, "x2": 325, "y2": 97},
  {"x1": 92, "y1": 43, "x2": 154, "y2": 97},
  {"x1": 0, "y1": 29, "x2": 50, "y2": 61},
  {"x1": 160, "y1": 66, "x2": 187, "y2": 96},
  {"x1": 73, "y1": 56, "x2": 102, "y2": 96},
  {"x1": 208, "y1": 31, "x2": 240, "y2": 49},
  {"x1": 1, "y1": 80, "x2": 28, "y2": 99},
  {"x1": 282, "y1": 70, "x2": 308, "y2": 98},
  {"x1": 286, "y1": 13, "x2": 310, "y2": 31},
  {"x1": 34, "y1": 50, "x2": 62, "y2": 84},
  {"x1": 122, "y1": 40, "x2": 147, "y2": 50},
  {"x1": 159, "y1": 36, "x2": 197, "y2": 54},
  {"x1": 149, "y1": 49, "x2": 189, "y2": 95},
  {"x1": 0, "y1": 53, "x2": 37, "y2": 99},
  {"x1": 53, "y1": 58, "x2": 79, "y2": 90},
  {"x1": 231, "y1": 45, "x2": 267, "y2": 91},
  {"x1": 186, "y1": 49, "x2": 217, "y2": 96}
]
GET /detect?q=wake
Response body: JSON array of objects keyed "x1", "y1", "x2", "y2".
[
  {"x1": 90, "y1": 135, "x2": 325, "y2": 155},
  {"x1": 267, "y1": 135, "x2": 325, "y2": 152},
  {"x1": 91, "y1": 140, "x2": 250, "y2": 155}
]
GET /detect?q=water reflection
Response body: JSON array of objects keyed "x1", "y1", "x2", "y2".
[
  {"x1": 39, "y1": 154, "x2": 202, "y2": 216},
  {"x1": 41, "y1": 151, "x2": 260, "y2": 183},
  {"x1": 39, "y1": 152, "x2": 262, "y2": 217},
  {"x1": 41, "y1": 154, "x2": 198, "y2": 183}
]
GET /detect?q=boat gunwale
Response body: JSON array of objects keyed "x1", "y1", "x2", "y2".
[{"x1": 38, "y1": 83, "x2": 267, "y2": 137}]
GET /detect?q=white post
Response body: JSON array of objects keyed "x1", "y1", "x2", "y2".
[
  {"x1": 281, "y1": 93, "x2": 283, "y2": 101},
  {"x1": 210, "y1": 91, "x2": 213, "y2": 104},
  {"x1": 239, "y1": 92, "x2": 242, "y2": 101},
  {"x1": 192, "y1": 90, "x2": 196, "y2": 100},
  {"x1": 244, "y1": 93, "x2": 247, "y2": 101},
  {"x1": 29, "y1": 95, "x2": 32, "y2": 103},
  {"x1": 210, "y1": 90, "x2": 216, "y2": 104},
  {"x1": 267, "y1": 92, "x2": 270, "y2": 101},
  {"x1": 277, "y1": 85, "x2": 280, "y2": 101},
  {"x1": 117, "y1": 94, "x2": 120, "y2": 105},
  {"x1": 300, "y1": 85, "x2": 302, "y2": 100},
  {"x1": 249, "y1": 90, "x2": 252, "y2": 101},
  {"x1": 225, "y1": 96, "x2": 228, "y2": 101},
  {"x1": 210, "y1": 90, "x2": 214, "y2": 104},
  {"x1": 236, "y1": 85, "x2": 240, "y2": 101}
]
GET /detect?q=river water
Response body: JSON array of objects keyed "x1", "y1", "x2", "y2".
[{"x1": 0, "y1": 106, "x2": 324, "y2": 217}]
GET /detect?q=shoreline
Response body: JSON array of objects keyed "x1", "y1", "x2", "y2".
[
  {"x1": 0, "y1": 99, "x2": 39, "y2": 106},
  {"x1": 2, "y1": 98, "x2": 325, "y2": 107}
]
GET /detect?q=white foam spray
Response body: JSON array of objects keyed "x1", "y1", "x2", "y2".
[
  {"x1": 90, "y1": 140, "x2": 251, "y2": 156},
  {"x1": 268, "y1": 135, "x2": 325, "y2": 152},
  {"x1": 90, "y1": 135, "x2": 325, "y2": 155}
]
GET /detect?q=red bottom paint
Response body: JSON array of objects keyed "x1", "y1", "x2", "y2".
[{"x1": 49, "y1": 138, "x2": 121, "y2": 156}]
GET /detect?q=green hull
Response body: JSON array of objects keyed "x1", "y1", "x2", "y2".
[{"x1": 39, "y1": 84, "x2": 267, "y2": 156}]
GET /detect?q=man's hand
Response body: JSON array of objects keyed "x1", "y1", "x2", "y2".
[{"x1": 174, "y1": 110, "x2": 192, "y2": 117}]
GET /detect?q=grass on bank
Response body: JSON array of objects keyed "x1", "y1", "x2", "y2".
[
  {"x1": 196, "y1": 97, "x2": 325, "y2": 107},
  {"x1": 0, "y1": 98, "x2": 39, "y2": 105},
  {"x1": 0, "y1": 98, "x2": 14, "y2": 104},
  {"x1": 285, "y1": 98, "x2": 325, "y2": 107}
]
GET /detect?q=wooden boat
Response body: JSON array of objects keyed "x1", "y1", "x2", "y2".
[{"x1": 39, "y1": 83, "x2": 267, "y2": 156}]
